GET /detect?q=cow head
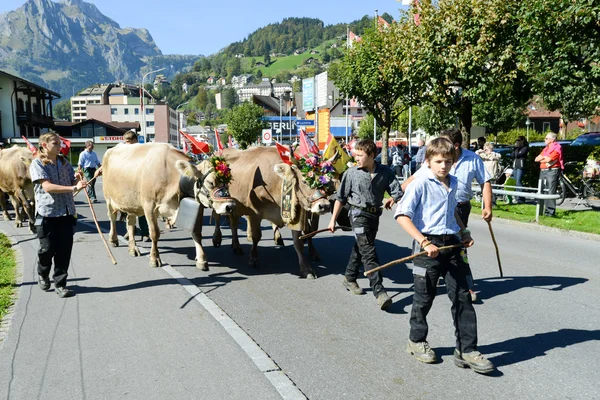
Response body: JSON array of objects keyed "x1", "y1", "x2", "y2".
[
  {"x1": 175, "y1": 159, "x2": 235, "y2": 215},
  {"x1": 274, "y1": 163, "x2": 330, "y2": 216}
]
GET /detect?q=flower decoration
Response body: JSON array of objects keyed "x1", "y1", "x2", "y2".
[
  {"x1": 209, "y1": 156, "x2": 233, "y2": 186},
  {"x1": 297, "y1": 153, "x2": 336, "y2": 190}
]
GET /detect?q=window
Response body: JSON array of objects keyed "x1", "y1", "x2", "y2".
[
  {"x1": 134, "y1": 108, "x2": 139, "y2": 115},
  {"x1": 146, "y1": 121, "x2": 155, "y2": 127},
  {"x1": 124, "y1": 108, "x2": 129, "y2": 115},
  {"x1": 81, "y1": 126, "x2": 94, "y2": 137},
  {"x1": 94, "y1": 125, "x2": 106, "y2": 136},
  {"x1": 111, "y1": 108, "x2": 117, "y2": 115},
  {"x1": 356, "y1": 108, "x2": 363, "y2": 114},
  {"x1": 146, "y1": 108, "x2": 154, "y2": 115},
  {"x1": 543, "y1": 122, "x2": 551, "y2": 132}
]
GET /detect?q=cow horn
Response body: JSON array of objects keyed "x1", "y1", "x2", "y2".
[
  {"x1": 327, "y1": 150, "x2": 340, "y2": 164},
  {"x1": 289, "y1": 145, "x2": 299, "y2": 166}
]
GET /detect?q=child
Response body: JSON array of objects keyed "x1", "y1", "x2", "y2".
[
  {"x1": 394, "y1": 138, "x2": 495, "y2": 374},
  {"x1": 328, "y1": 139, "x2": 403, "y2": 310},
  {"x1": 503, "y1": 168, "x2": 517, "y2": 205}
]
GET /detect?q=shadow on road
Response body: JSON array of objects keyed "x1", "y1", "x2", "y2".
[{"x1": 474, "y1": 275, "x2": 588, "y2": 302}]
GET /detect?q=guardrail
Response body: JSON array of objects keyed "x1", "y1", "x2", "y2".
[{"x1": 473, "y1": 179, "x2": 560, "y2": 223}]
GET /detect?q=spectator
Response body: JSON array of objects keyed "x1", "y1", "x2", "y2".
[
  {"x1": 503, "y1": 168, "x2": 517, "y2": 205},
  {"x1": 535, "y1": 132, "x2": 563, "y2": 217},
  {"x1": 476, "y1": 143, "x2": 502, "y2": 181},
  {"x1": 476, "y1": 136, "x2": 486, "y2": 151},
  {"x1": 414, "y1": 139, "x2": 426, "y2": 170},
  {"x1": 511, "y1": 136, "x2": 529, "y2": 203},
  {"x1": 78, "y1": 140, "x2": 101, "y2": 203}
]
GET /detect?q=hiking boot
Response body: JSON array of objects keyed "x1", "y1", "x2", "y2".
[
  {"x1": 38, "y1": 275, "x2": 50, "y2": 291},
  {"x1": 406, "y1": 340, "x2": 437, "y2": 364},
  {"x1": 342, "y1": 277, "x2": 364, "y2": 295},
  {"x1": 470, "y1": 290, "x2": 478, "y2": 302},
  {"x1": 453, "y1": 349, "x2": 495, "y2": 374},
  {"x1": 377, "y1": 291, "x2": 392, "y2": 310},
  {"x1": 55, "y1": 286, "x2": 74, "y2": 298}
]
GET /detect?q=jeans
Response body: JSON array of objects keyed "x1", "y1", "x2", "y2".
[
  {"x1": 540, "y1": 168, "x2": 559, "y2": 216},
  {"x1": 409, "y1": 236, "x2": 478, "y2": 352},
  {"x1": 514, "y1": 168, "x2": 525, "y2": 202},
  {"x1": 345, "y1": 211, "x2": 385, "y2": 297},
  {"x1": 37, "y1": 216, "x2": 75, "y2": 288}
]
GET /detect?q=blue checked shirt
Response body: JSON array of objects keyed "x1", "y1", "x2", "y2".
[
  {"x1": 413, "y1": 148, "x2": 490, "y2": 203},
  {"x1": 394, "y1": 168, "x2": 461, "y2": 235},
  {"x1": 334, "y1": 162, "x2": 403, "y2": 208},
  {"x1": 30, "y1": 158, "x2": 77, "y2": 217},
  {"x1": 78, "y1": 150, "x2": 101, "y2": 169}
]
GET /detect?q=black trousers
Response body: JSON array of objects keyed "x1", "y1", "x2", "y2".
[
  {"x1": 540, "y1": 168, "x2": 559, "y2": 216},
  {"x1": 37, "y1": 216, "x2": 75, "y2": 288},
  {"x1": 409, "y1": 236, "x2": 478, "y2": 352},
  {"x1": 83, "y1": 167, "x2": 97, "y2": 200},
  {"x1": 345, "y1": 211, "x2": 385, "y2": 297}
]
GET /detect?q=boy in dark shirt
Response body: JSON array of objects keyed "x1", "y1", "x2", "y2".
[{"x1": 328, "y1": 139, "x2": 403, "y2": 310}]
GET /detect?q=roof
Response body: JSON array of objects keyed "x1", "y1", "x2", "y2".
[
  {"x1": 0, "y1": 69, "x2": 61, "y2": 98},
  {"x1": 253, "y1": 95, "x2": 284, "y2": 114},
  {"x1": 526, "y1": 97, "x2": 561, "y2": 119},
  {"x1": 54, "y1": 119, "x2": 140, "y2": 133}
]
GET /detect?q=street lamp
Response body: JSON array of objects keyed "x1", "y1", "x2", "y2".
[
  {"x1": 141, "y1": 67, "x2": 166, "y2": 143},
  {"x1": 175, "y1": 101, "x2": 189, "y2": 148},
  {"x1": 525, "y1": 117, "x2": 532, "y2": 143},
  {"x1": 282, "y1": 90, "x2": 291, "y2": 142}
]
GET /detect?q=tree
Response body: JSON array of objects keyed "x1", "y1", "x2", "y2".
[
  {"x1": 53, "y1": 99, "x2": 71, "y2": 121},
  {"x1": 256, "y1": 69, "x2": 263, "y2": 79},
  {"x1": 357, "y1": 114, "x2": 375, "y2": 140},
  {"x1": 333, "y1": 23, "x2": 416, "y2": 165},
  {"x1": 225, "y1": 102, "x2": 267, "y2": 149},
  {"x1": 221, "y1": 88, "x2": 238, "y2": 109},
  {"x1": 264, "y1": 52, "x2": 271, "y2": 66},
  {"x1": 195, "y1": 87, "x2": 208, "y2": 110}
]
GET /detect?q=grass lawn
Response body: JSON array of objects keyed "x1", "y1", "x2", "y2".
[
  {"x1": 243, "y1": 53, "x2": 316, "y2": 76},
  {"x1": 471, "y1": 200, "x2": 600, "y2": 235},
  {"x1": 0, "y1": 232, "x2": 17, "y2": 321}
]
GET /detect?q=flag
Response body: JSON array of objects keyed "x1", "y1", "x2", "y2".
[
  {"x1": 59, "y1": 136, "x2": 71, "y2": 156},
  {"x1": 180, "y1": 130, "x2": 210, "y2": 155},
  {"x1": 214, "y1": 128, "x2": 224, "y2": 154},
  {"x1": 182, "y1": 137, "x2": 190, "y2": 154},
  {"x1": 347, "y1": 139, "x2": 357, "y2": 155},
  {"x1": 275, "y1": 141, "x2": 293, "y2": 165},
  {"x1": 21, "y1": 135, "x2": 38, "y2": 156},
  {"x1": 298, "y1": 128, "x2": 319, "y2": 157},
  {"x1": 323, "y1": 134, "x2": 351, "y2": 175},
  {"x1": 228, "y1": 135, "x2": 238, "y2": 149}
]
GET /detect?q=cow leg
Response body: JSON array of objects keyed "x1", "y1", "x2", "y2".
[
  {"x1": 273, "y1": 224, "x2": 284, "y2": 246},
  {"x1": 107, "y1": 202, "x2": 119, "y2": 247},
  {"x1": 192, "y1": 206, "x2": 208, "y2": 271},
  {"x1": 0, "y1": 191, "x2": 11, "y2": 221},
  {"x1": 17, "y1": 190, "x2": 36, "y2": 234},
  {"x1": 146, "y1": 210, "x2": 162, "y2": 268},
  {"x1": 9, "y1": 195, "x2": 24, "y2": 228},
  {"x1": 248, "y1": 215, "x2": 261, "y2": 268},
  {"x1": 212, "y1": 211, "x2": 222, "y2": 248},
  {"x1": 230, "y1": 214, "x2": 243, "y2": 255},
  {"x1": 292, "y1": 230, "x2": 317, "y2": 279},
  {"x1": 126, "y1": 213, "x2": 141, "y2": 258}
]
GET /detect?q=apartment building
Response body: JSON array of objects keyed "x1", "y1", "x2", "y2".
[
  {"x1": 70, "y1": 84, "x2": 111, "y2": 123},
  {"x1": 237, "y1": 79, "x2": 293, "y2": 103}
]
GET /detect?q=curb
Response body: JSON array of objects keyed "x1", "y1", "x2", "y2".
[
  {"x1": 0, "y1": 230, "x2": 25, "y2": 348},
  {"x1": 491, "y1": 216, "x2": 600, "y2": 242}
]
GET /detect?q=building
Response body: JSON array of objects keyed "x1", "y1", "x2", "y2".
[
  {"x1": 237, "y1": 80, "x2": 292, "y2": 103},
  {"x1": 0, "y1": 69, "x2": 60, "y2": 141},
  {"x1": 71, "y1": 84, "x2": 111, "y2": 123},
  {"x1": 153, "y1": 74, "x2": 170, "y2": 91},
  {"x1": 231, "y1": 74, "x2": 253, "y2": 89}
]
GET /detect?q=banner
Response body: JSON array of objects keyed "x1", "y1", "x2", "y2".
[
  {"x1": 298, "y1": 128, "x2": 319, "y2": 156},
  {"x1": 316, "y1": 72, "x2": 328, "y2": 108},
  {"x1": 59, "y1": 136, "x2": 71, "y2": 156},
  {"x1": 21, "y1": 135, "x2": 38, "y2": 156},
  {"x1": 302, "y1": 77, "x2": 315, "y2": 111},
  {"x1": 275, "y1": 141, "x2": 293, "y2": 165},
  {"x1": 180, "y1": 130, "x2": 210, "y2": 155},
  {"x1": 214, "y1": 129, "x2": 224, "y2": 154},
  {"x1": 323, "y1": 133, "x2": 351, "y2": 175}
]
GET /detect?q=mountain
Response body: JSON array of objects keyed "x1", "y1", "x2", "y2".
[{"x1": 0, "y1": 0, "x2": 201, "y2": 98}]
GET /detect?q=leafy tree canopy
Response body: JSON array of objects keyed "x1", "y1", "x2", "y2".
[{"x1": 225, "y1": 102, "x2": 267, "y2": 149}]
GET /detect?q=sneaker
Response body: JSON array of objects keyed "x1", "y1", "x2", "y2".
[
  {"x1": 470, "y1": 290, "x2": 477, "y2": 302},
  {"x1": 406, "y1": 340, "x2": 437, "y2": 364},
  {"x1": 342, "y1": 277, "x2": 364, "y2": 295},
  {"x1": 453, "y1": 349, "x2": 495, "y2": 374},
  {"x1": 38, "y1": 275, "x2": 50, "y2": 291},
  {"x1": 377, "y1": 291, "x2": 392, "y2": 310},
  {"x1": 55, "y1": 286, "x2": 74, "y2": 298}
]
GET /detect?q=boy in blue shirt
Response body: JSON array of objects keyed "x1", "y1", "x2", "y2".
[{"x1": 394, "y1": 138, "x2": 495, "y2": 374}]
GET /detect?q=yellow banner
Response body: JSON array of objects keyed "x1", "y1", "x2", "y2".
[{"x1": 323, "y1": 134, "x2": 351, "y2": 175}]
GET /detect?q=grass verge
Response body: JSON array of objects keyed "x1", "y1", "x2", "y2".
[
  {"x1": 471, "y1": 200, "x2": 600, "y2": 235},
  {"x1": 0, "y1": 233, "x2": 17, "y2": 320}
]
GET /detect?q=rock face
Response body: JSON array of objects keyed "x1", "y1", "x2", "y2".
[{"x1": 0, "y1": 0, "x2": 198, "y2": 98}]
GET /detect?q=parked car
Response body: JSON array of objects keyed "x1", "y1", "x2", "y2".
[
  {"x1": 529, "y1": 139, "x2": 573, "y2": 148},
  {"x1": 570, "y1": 132, "x2": 600, "y2": 146}
]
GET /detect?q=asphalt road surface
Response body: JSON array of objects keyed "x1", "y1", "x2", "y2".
[{"x1": 1, "y1": 179, "x2": 599, "y2": 399}]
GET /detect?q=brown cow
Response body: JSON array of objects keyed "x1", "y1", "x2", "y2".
[
  {"x1": 212, "y1": 147, "x2": 331, "y2": 278},
  {"x1": 0, "y1": 146, "x2": 36, "y2": 232},
  {"x1": 102, "y1": 143, "x2": 235, "y2": 269}
]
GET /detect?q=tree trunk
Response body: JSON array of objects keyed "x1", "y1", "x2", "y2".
[
  {"x1": 381, "y1": 128, "x2": 389, "y2": 166},
  {"x1": 460, "y1": 98, "x2": 473, "y2": 148}
]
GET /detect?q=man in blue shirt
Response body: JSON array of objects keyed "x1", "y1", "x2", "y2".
[
  {"x1": 78, "y1": 140, "x2": 102, "y2": 203},
  {"x1": 395, "y1": 137, "x2": 494, "y2": 374}
]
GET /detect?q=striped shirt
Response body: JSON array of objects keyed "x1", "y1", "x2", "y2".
[
  {"x1": 30, "y1": 158, "x2": 77, "y2": 217},
  {"x1": 334, "y1": 162, "x2": 403, "y2": 208},
  {"x1": 78, "y1": 150, "x2": 101, "y2": 169},
  {"x1": 394, "y1": 168, "x2": 460, "y2": 235}
]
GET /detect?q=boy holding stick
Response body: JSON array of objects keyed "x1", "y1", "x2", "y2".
[{"x1": 394, "y1": 138, "x2": 495, "y2": 374}]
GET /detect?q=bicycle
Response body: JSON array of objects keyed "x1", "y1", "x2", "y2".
[{"x1": 555, "y1": 161, "x2": 600, "y2": 206}]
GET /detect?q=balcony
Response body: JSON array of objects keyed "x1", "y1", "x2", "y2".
[{"x1": 16, "y1": 111, "x2": 54, "y2": 127}]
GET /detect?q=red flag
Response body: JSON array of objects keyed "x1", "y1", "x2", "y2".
[
  {"x1": 299, "y1": 128, "x2": 319, "y2": 156},
  {"x1": 21, "y1": 135, "x2": 38, "y2": 156},
  {"x1": 182, "y1": 137, "x2": 190, "y2": 154},
  {"x1": 214, "y1": 129, "x2": 224, "y2": 154},
  {"x1": 180, "y1": 130, "x2": 210, "y2": 155},
  {"x1": 59, "y1": 136, "x2": 71, "y2": 156},
  {"x1": 228, "y1": 135, "x2": 238, "y2": 149},
  {"x1": 275, "y1": 141, "x2": 293, "y2": 165}
]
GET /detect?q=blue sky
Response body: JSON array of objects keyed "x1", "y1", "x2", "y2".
[{"x1": 0, "y1": 0, "x2": 408, "y2": 56}]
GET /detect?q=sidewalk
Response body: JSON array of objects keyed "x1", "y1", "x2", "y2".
[{"x1": 0, "y1": 204, "x2": 285, "y2": 400}]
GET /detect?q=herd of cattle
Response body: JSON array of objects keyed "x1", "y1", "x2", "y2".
[{"x1": 0, "y1": 143, "x2": 348, "y2": 278}]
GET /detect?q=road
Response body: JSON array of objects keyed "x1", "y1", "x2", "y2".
[{"x1": 1, "y1": 179, "x2": 599, "y2": 399}]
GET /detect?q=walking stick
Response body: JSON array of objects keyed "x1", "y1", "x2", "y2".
[
  {"x1": 486, "y1": 220, "x2": 503, "y2": 278},
  {"x1": 298, "y1": 226, "x2": 352, "y2": 240},
  {"x1": 82, "y1": 186, "x2": 117, "y2": 265},
  {"x1": 73, "y1": 175, "x2": 98, "y2": 197},
  {"x1": 364, "y1": 244, "x2": 463, "y2": 276}
]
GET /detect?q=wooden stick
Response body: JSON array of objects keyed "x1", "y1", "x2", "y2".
[
  {"x1": 364, "y1": 244, "x2": 463, "y2": 276},
  {"x1": 486, "y1": 220, "x2": 503, "y2": 278},
  {"x1": 82, "y1": 186, "x2": 117, "y2": 265},
  {"x1": 298, "y1": 225, "x2": 352, "y2": 240},
  {"x1": 73, "y1": 175, "x2": 98, "y2": 197}
]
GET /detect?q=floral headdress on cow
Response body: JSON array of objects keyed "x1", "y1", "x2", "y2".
[
  {"x1": 209, "y1": 155, "x2": 232, "y2": 186},
  {"x1": 297, "y1": 153, "x2": 336, "y2": 191}
]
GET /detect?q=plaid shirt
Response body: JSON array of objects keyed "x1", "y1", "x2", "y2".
[
  {"x1": 335, "y1": 162, "x2": 403, "y2": 209},
  {"x1": 30, "y1": 158, "x2": 76, "y2": 217}
]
